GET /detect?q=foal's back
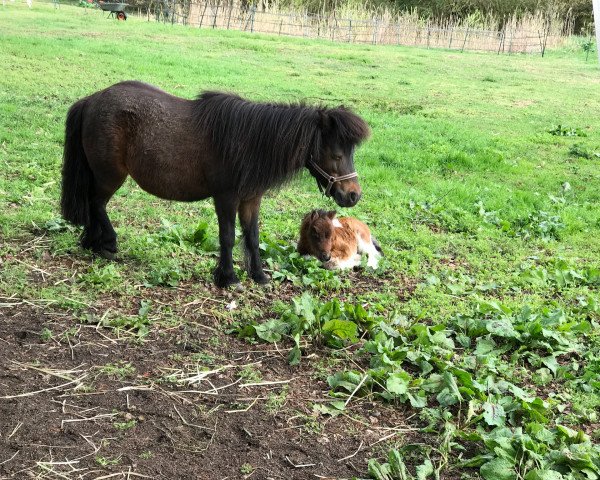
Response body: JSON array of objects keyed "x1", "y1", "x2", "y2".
[{"x1": 331, "y1": 217, "x2": 371, "y2": 257}]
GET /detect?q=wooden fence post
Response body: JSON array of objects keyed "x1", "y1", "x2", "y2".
[
  {"x1": 226, "y1": 4, "x2": 233, "y2": 29},
  {"x1": 372, "y1": 20, "x2": 378, "y2": 45},
  {"x1": 461, "y1": 26, "x2": 469, "y2": 52},
  {"x1": 212, "y1": 1, "x2": 219, "y2": 29},
  {"x1": 541, "y1": 18, "x2": 550, "y2": 57},
  {"x1": 199, "y1": 2, "x2": 208, "y2": 28}
]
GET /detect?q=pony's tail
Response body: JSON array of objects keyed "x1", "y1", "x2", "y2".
[
  {"x1": 60, "y1": 98, "x2": 93, "y2": 227},
  {"x1": 372, "y1": 236, "x2": 383, "y2": 255}
]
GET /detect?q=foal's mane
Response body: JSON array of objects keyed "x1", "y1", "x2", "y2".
[{"x1": 191, "y1": 92, "x2": 369, "y2": 197}]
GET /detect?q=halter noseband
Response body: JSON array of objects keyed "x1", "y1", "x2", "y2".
[{"x1": 308, "y1": 158, "x2": 358, "y2": 197}]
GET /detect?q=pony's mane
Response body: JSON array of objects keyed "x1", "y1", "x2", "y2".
[{"x1": 191, "y1": 92, "x2": 369, "y2": 197}]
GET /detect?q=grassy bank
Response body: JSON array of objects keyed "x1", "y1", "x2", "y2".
[{"x1": 0, "y1": 3, "x2": 599, "y2": 478}]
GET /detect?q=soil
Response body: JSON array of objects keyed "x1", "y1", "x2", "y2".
[{"x1": 0, "y1": 272, "x2": 417, "y2": 480}]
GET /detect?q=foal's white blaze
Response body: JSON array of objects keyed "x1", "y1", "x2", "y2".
[{"x1": 356, "y1": 234, "x2": 381, "y2": 269}]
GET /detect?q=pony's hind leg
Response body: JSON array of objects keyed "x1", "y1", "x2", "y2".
[
  {"x1": 238, "y1": 196, "x2": 268, "y2": 284},
  {"x1": 356, "y1": 233, "x2": 381, "y2": 269},
  {"x1": 92, "y1": 199, "x2": 118, "y2": 259},
  {"x1": 83, "y1": 175, "x2": 126, "y2": 260}
]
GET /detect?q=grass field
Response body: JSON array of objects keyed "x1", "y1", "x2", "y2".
[{"x1": 1, "y1": 3, "x2": 599, "y2": 479}]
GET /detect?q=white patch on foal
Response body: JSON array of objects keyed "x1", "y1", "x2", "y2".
[
  {"x1": 332, "y1": 218, "x2": 343, "y2": 228},
  {"x1": 356, "y1": 234, "x2": 381, "y2": 269},
  {"x1": 329, "y1": 253, "x2": 362, "y2": 270}
]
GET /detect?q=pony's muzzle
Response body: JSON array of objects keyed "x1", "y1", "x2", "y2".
[
  {"x1": 320, "y1": 252, "x2": 331, "y2": 262},
  {"x1": 333, "y1": 188, "x2": 362, "y2": 207}
]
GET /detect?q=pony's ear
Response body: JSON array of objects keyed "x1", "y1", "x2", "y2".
[
  {"x1": 318, "y1": 110, "x2": 334, "y2": 132},
  {"x1": 310, "y1": 210, "x2": 320, "y2": 222},
  {"x1": 327, "y1": 210, "x2": 337, "y2": 219}
]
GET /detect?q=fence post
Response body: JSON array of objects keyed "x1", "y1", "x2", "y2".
[
  {"x1": 396, "y1": 23, "x2": 400, "y2": 45},
  {"x1": 541, "y1": 18, "x2": 550, "y2": 57},
  {"x1": 448, "y1": 26, "x2": 453, "y2": 49},
  {"x1": 331, "y1": 12, "x2": 338, "y2": 41},
  {"x1": 279, "y1": 18, "x2": 283, "y2": 35},
  {"x1": 372, "y1": 20, "x2": 378, "y2": 45},
  {"x1": 199, "y1": 2, "x2": 208, "y2": 28},
  {"x1": 427, "y1": 26, "x2": 431, "y2": 48},
  {"x1": 212, "y1": 2, "x2": 219, "y2": 29},
  {"x1": 461, "y1": 26, "x2": 469, "y2": 52},
  {"x1": 317, "y1": 14, "x2": 321, "y2": 38},
  {"x1": 497, "y1": 30, "x2": 505, "y2": 55},
  {"x1": 250, "y1": 5, "x2": 255, "y2": 33},
  {"x1": 348, "y1": 19, "x2": 352, "y2": 42},
  {"x1": 226, "y1": 5, "x2": 232, "y2": 30}
]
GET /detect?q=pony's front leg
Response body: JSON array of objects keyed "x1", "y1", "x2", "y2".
[
  {"x1": 239, "y1": 196, "x2": 269, "y2": 284},
  {"x1": 213, "y1": 195, "x2": 240, "y2": 288}
]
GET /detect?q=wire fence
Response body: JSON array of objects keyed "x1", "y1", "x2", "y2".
[{"x1": 142, "y1": 1, "x2": 568, "y2": 55}]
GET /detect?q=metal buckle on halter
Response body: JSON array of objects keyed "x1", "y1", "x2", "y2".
[{"x1": 308, "y1": 159, "x2": 358, "y2": 198}]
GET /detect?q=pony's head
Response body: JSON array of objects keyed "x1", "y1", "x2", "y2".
[
  {"x1": 303, "y1": 209, "x2": 337, "y2": 262},
  {"x1": 309, "y1": 107, "x2": 370, "y2": 208}
]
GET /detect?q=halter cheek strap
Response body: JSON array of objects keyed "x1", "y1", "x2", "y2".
[{"x1": 308, "y1": 159, "x2": 358, "y2": 197}]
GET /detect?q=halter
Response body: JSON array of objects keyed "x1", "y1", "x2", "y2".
[{"x1": 308, "y1": 158, "x2": 358, "y2": 197}]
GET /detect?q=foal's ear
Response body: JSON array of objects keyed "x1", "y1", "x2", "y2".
[
  {"x1": 310, "y1": 210, "x2": 320, "y2": 223},
  {"x1": 326, "y1": 210, "x2": 337, "y2": 220}
]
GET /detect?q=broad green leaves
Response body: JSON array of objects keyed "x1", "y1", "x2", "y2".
[
  {"x1": 243, "y1": 294, "x2": 598, "y2": 480},
  {"x1": 480, "y1": 457, "x2": 516, "y2": 480},
  {"x1": 239, "y1": 293, "x2": 376, "y2": 364}
]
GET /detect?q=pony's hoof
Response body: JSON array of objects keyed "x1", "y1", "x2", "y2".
[
  {"x1": 251, "y1": 271, "x2": 270, "y2": 285},
  {"x1": 99, "y1": 249, "x2": 116, "y2": 260},
  {"x1": 214, "y1": 268, "x2": 240, "y2": 289},
  {"x1": 91, "y1": 248, "x2": 116, "y2": 260}
]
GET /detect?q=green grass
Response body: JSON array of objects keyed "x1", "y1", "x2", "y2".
[{"x1": 0, "y1": 3, "x2": 599, "y2": 478}]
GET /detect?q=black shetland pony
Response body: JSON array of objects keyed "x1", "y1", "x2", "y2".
[{"x1": 61, "y1": 81, "x2": 370, "y2": 288}]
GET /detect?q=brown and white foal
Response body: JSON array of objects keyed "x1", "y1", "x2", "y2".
[{"x1": 298, "y1": 210, "x2": 382, "y2": 269}]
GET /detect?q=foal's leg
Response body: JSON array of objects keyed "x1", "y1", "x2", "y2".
[
  {"x1": 239, "y1": 196, "x2": 268, "y2": 284},
  {"x1": 213, "y1": 194, "x2": 240, "y2": 288}
]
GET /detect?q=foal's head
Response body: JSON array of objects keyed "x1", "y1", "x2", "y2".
[
  {"x1": 302, "y1": 210, "x2": 337, "y2": 262},
  {"x1": 309, "y1": 107, "x2": 370, "y2": 208}
]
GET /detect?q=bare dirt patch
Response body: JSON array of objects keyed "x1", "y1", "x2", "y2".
[{"x1": 0, "y1": 301, "x2": 417, "y2": 479}]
